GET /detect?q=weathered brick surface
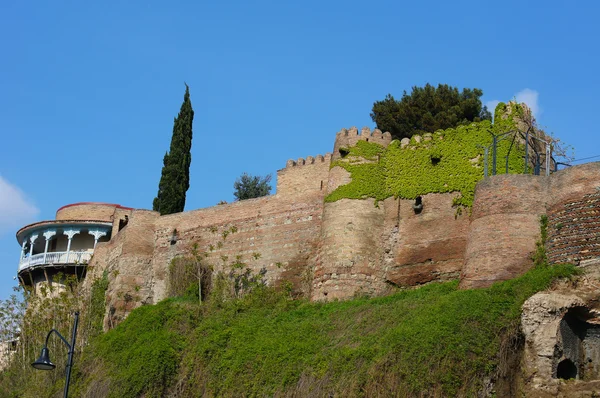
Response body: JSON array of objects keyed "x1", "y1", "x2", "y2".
[
  {"x1": 387, "y1": 193, "x2": 469, "y2": 286},
  {"x1": 54, "y1": 137, "x2": 600, "y2": 325},
  {"x1": 549, "y1": 162, "x2": 600, "y2": 205},
  {"x1": 56, "y1": 203, "x2": 133, "y2": 222},
  {"x1": 547, "y1": 191, "x2": 600, "y2": 265},
  {"x1": 151, "y1": 159, "x2": 330, "y2": 301},
  {"x1": 84, "y1": 210, "x2": 159, "y2": 328},
  {"x1": 545, "y1": 161, "x2": 600, "y2": 267},
  {"x1": 312, "y1": 198, "x2": 387, "y2": 300},
  {"x1": 152, "y1": 193, "x2": 325, "y2": 302},
  {"x1": 278, "y1": 153, "x2": 331, "y2": 197},
  {"x1": 460, "y1": 175, "x2": 547, "y2": 288}
]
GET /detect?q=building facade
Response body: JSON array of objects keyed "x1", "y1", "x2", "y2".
[{"x1": 15, "y1": 203, "x2": 133, "y2": 293}]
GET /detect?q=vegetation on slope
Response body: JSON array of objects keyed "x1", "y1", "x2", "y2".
[
  {"x1": 57, "y1": 263, "x2": 577, "y2": 398},
  {"x1": 0, "y1": 273, "x2": 110, "y2": 398}
]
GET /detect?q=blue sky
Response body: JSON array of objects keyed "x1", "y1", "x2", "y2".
[{"x1": 1, "y1": 1, "x2": 599, "y2": 301}]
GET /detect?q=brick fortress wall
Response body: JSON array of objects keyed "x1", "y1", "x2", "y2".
[
  {"x1": 460, "y1": 162, "x2": 600, "y2": 288},
  {"x1": 546, "y1": 163, "x2": 600, "y2": 266},
  {"x1": 81, "y1": 124, "x2": 600, "y2": 325},
  {"x1": 86, "y1": 152, "x2": 332, "y2": 324},
  {"x1": 312, "y1": 127, "x2": 391, "y2": 300}
]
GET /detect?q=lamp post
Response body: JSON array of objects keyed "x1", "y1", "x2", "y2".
[{"x1": 31, "y1": 312, "x2": 79, "y2": 398}]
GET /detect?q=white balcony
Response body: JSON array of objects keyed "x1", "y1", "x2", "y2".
[{"x1": 18, "y1": 251, "x2": 92, "y2": 272}]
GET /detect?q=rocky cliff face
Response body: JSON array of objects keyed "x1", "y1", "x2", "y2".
[{"x1": 521, "y1": 260, "x2": 600, "y2": 397}]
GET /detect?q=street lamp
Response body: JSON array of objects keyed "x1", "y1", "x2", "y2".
[{"x1": 31, "y1": 312, "x2": 79, "y2": 398}]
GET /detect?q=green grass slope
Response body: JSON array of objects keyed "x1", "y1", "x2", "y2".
[{"x1": 68, "y1": 264, "x2": 576, "y2": 398}]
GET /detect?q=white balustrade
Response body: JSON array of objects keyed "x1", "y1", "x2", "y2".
[{"x1": 18, "y1": 251, "x2": 92, "y2": 272}]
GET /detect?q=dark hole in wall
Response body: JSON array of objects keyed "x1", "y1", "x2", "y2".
[
  {"x1": 118, "y1": 215, "x2": 129, "y2": 231},
  {"x1": 431, "y1": 156, "x2": 441, "y2": 165},
  {"x1": 413, "y1": 196, "x2": 423, "y2": 214},
  {"x1": 339, "y1": 148, "x2": 349, "y2": 158},
  {"x1": 553, "y1": 307, "x2": 600, "y2": 381},
  {"x1": 557, "y1": 359, "x2": 577, "y2": 380}
]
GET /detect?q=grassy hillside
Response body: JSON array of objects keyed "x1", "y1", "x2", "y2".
[{"x1": 48, "y1": 264, "x2": 578, "y2": 398}]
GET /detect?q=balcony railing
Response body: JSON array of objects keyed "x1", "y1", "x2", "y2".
[{"x1": 18, "y1": 251, "x2": 92, "y2": 272}]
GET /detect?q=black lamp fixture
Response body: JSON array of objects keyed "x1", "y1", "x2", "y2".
[{"x1": 32, "y1": 312, "x2": 79, "y2": 398}]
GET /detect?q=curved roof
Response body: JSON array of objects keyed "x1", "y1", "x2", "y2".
[{"x1": 55, "y1": 202, "x2": 133, "y2": 213}]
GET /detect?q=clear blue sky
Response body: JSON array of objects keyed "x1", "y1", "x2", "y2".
[{"x1": 1, "y1": 1, "x2": 599, "y2": 301}]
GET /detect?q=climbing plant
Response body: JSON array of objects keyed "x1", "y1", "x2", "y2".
[{"x1": 327, "y1": 104, "x2": 528, "y2": 208}]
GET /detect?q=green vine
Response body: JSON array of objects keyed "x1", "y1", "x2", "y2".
[{"x1": 326, "y1": 104, "x2": 527, "y2": 208}]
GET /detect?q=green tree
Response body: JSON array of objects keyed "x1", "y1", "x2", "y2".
[
  {"x1": 153, "y1": 84, "x2": 195, "y2": 215},
  {"x1": 370, "y1": 83, "x2": 491, "y2": 140},
  {"x1": 233, "y1": 173, "x2": 272, "y2": 201}
]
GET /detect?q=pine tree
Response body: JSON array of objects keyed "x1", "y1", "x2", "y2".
[
  {"x1": 370, "y1": 84, "x2": 491, "y2": 140},
  {"x1": 153, "y1": 84, "x2": 194, "y2": 215}
]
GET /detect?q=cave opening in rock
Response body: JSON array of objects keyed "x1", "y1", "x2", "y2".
[
  {"x1": 553, "y1": 306, "x2": 600, "y2": 381},
  {"x1": 557, "y1": 358, "x2": 577, "y2": 380}
]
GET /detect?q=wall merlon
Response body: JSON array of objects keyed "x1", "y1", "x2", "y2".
[
  {"x1": 333, "y1": 127, "x2": 392, "y2": 157},
  {"x1": 284, "y1": 153, "x2": 332, "y2": 168}
]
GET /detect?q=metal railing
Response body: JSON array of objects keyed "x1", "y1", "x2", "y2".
[
  {"x1": 18, "y1": 251, "x2": 92, "y2": 272},
  {"x1": 482, "y1": 128, "x2": 560, "y2": 177}
]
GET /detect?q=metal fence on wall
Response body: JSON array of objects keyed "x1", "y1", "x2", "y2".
[{"x1": 481, "y1": 127, "x2": 569, "y2": 178}]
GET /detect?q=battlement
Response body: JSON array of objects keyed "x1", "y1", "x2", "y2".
[
  {"x1": 285, "y1": 153, "x2": 332, "y2": 168},
  {"x1": 277, "y1": 152, "x2": 332, "y2": 198},
  {"x1": 336, "y1": 126, "x2": 392, "y2": 146},
  {"x1": 332, "y1": 126, "x2": 392, "y2": 161}
]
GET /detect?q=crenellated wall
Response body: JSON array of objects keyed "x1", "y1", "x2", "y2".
[
  {"x1": 73, "y1": 126, "x2": 599, "y2": 326},
  {"x1": 85, "y1": 152, "x2": 332, "y2": 324},
  {"x1": 332, "y1": 126, "x2": 392, "y2": 161}
]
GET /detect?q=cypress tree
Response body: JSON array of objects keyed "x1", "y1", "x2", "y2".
[{"x1": 153, "y1": 84, "x2": 194, "y2": 215}]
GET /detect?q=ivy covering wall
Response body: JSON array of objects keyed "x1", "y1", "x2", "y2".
[{"x1": 326, "y1": 103, "x2": 527, "y2": 207}]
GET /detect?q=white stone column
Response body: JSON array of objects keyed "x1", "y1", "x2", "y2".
[
  {"x1": 28, "y1": 234, "x2": 38, "y2": 266},
  {"x1": 20, "y1": 239, "x2": 27, "y2": 261},
  {"x1": 64, "y1": 229, "x2": 80, "y2": 263},
  {"x1": 88, "y1": 229, "x2": 108, "y2": 249},
  {"x1": 42, "y1": 230, "x2": 57, "y2": 263}
]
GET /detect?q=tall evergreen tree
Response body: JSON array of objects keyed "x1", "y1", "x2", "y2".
[{"x1": 153, "y1": 84, "x2": 194, "y2": 215}]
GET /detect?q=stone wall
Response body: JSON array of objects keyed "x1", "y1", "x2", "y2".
[
  {"x1": 547, "y1": 191, "x2": 600, "y2": 265},
  {"x1": 84, "y1": 209, "x2": 158, "y2": 328},
  {"x1": 547, "y1": 162, "x2": 600, "y2": 266},
  {"x1": 84, "y1": 155, "x2": 331, "y2": 326},
  {"x1": 56, "y1": 202, "x2": 133, "y2": 222},
  {"x1": 313, "y1": 198, "x2": 387, "y2": 300},
  {"x1": 460, "y1": 162, "x2": 600, "y2": 288},
  {"x1": 76, "y1": 125, "x2": 599, "y2": 325},
  {"x1": 460, "y1": 175, "x2": 548, "y2": 288},
  {"x1": 387, "y1": 193, "x2": 469, "y2": 287}
]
